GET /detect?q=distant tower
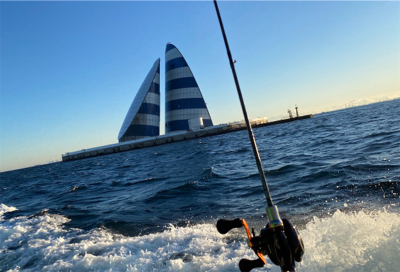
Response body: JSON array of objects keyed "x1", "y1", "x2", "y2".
[
  {"x1": 288, "y1": 109, "x2": 293, "y2": 119},
  {"x1": 165, "y1": 43, "x2": 213, "y2": 133},
  {"x1": 295, "y1": 105, "x2": 299, "y2": 117},
  {"x1": 118, "y1": 59, "x2": 160, "y2": 142}
]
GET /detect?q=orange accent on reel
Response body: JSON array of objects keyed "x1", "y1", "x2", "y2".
[{"x1": 241, "y1": 219, "x2": 267, "y2": 264}]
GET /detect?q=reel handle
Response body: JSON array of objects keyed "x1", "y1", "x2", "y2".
[
  {"x1": 239, "y1": 258, "x2": 265, "y2": 272},
  {"x1": 216, "y1": 218, "x2": 243, "y2": 234}
]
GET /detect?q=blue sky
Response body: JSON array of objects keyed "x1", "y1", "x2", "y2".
[{"x1": 1, "y1": 1, "x2": 399, "y2": 172}]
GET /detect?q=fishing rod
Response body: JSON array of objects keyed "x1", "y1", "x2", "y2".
[{"x1": 213, "y1": 1, "x2": 304, "y2": 271}]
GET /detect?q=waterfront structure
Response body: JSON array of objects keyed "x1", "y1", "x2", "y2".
[
  {"x1": 63, "y1": 115, "x2": 314, "y2": 162},
  {"x1": 165, "y1": 43, "x2": 213, "y2": 133},
  {"x1": 118, "y1": 59, "x2": 160, "y2": 142}
]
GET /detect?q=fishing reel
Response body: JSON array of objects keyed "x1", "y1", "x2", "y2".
[{"x1": 216, "y1": 206, "x2": 304, "y2": 272}]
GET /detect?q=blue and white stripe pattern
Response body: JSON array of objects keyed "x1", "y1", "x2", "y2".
[
  {"x1": 165, "y1": 43, "x2": 213, "y2": 133},
  {"x1": 118, "y1": 59, "x2": 160, "y2": 142}
]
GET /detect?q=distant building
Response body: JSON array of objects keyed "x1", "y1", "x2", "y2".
[
  {"x1": 165, "y1": 43, "x2": 213, "y2": 133},
  {"x1": 118, "y1": 59, "x2": 160, "y2": 142}
]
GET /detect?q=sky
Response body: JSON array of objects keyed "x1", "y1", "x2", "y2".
[{"x1": 1, "y1": 1, "x2": 399, "y2": 172}]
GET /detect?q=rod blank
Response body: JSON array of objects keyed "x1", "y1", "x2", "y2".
[{"x1": 213, "y1": 0, "x2": 273, "y2": 207}]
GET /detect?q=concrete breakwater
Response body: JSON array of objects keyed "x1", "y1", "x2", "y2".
[{"x1": 62, "y1": 114, "x2": 312, "y2": 162}]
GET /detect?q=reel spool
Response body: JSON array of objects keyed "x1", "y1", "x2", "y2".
[{"x1": 216, "y1": 217, "x2": 304, "y2": 272}]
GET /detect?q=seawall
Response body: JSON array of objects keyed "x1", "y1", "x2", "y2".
[{"x1": 62, "y1": 114, "x2": 312, "y2": 162}]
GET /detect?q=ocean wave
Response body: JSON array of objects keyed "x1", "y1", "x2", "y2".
[
  {"x1": 0, "y1": 204, "x2": 18, "y2": 220},
  {"x1": 123, "y1": 177, "x2": 167, "y2": 187},
  {"x1": 67, "y1": 185, "x2": 87, "y2": 193},
  {"x1": 363, "y1": 130, "x2": 398, "y2": 139},
  {"x1": 144, "y1": 181, "x2": 199, "y2": 203},
  {"x1": 300, "y1": 207, "x2": 400, "y2": 272}
]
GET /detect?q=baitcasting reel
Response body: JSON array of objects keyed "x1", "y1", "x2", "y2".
[{"x1": 216, "y1": 207, "x2": 304, "y2": 272}]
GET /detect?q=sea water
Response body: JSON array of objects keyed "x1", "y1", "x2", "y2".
[{"x1": 1, "y1": 99, "x2": 399, "y2": 271}]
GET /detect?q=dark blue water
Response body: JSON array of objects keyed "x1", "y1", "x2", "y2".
[{"x1": 1, "y1": 99, "x2": 399, "y2": 272}]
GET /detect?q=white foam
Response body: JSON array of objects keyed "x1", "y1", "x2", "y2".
[
  {"x1": 299, "y1": 208, "x2": 400, "y2": 272},
  {"x1": 1, "y1": 204, "x2": 399, "y2": 272},
  {"x1": 0, "y1": 204, "x2": 18, "y2": 220}
]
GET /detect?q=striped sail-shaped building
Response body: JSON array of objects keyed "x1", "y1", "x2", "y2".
[
  {"x1": 165, "y1": 43, "x2": 213, "y2": 133},
  {"x1": 118, "y1": 59, "x2": 160, "y2": 142}
]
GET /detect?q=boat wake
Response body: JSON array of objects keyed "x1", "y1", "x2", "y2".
[{"x1": 1, "y1": 203, "x2": 399, "y2": 272}]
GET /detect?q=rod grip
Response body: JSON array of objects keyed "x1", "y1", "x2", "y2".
[
  {"x1": 239, "y1": 258, "x2": 265, "y2": 272},
  {"x1": 216, "y1": 218, "x2": 243, "y2": 234}
]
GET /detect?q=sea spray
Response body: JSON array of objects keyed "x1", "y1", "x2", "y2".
[
  {"x1": 299, "y1": 207, "x2": 400, "y2": 272},
  {"x1": 0, "y1": 204, "x2": 17, "y2": 221},
  {"x1": 1, "y1": 204, "x2": 399, "y2": 272},
  {"x1": 0, "y1": 204, "x2": 257, "y2": 271}
]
